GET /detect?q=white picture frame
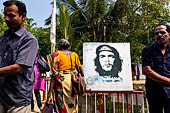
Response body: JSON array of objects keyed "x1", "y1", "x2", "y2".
[{"x1": 83, "y1": 43, "x2": 133, "y2": 91}]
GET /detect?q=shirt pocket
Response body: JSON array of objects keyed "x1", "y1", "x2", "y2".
[
  {"x1": 153, "y1": 56, "x2": 163, "y2": 67},
  {"x1": 6, "y1": 49, "x2": 17, "y2": 65}
]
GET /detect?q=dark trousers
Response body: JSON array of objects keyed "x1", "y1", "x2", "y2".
[
  {"x1": 31, "y1": 89, "x2": 42, "y2": 109},
  {"x1": 146, "y1": 88, "x2": 170, "y2": 113}
]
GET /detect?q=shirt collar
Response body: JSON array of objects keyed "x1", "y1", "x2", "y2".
[
  {"x1": 4, "y1": 27, "x2": 26, "y2": 38},
  {"x1": 154, "y1": 42, "x2": 170, "y2": 48},
  {"x1": 154, "y1": 43, "x2": 170, "y2": 53}
]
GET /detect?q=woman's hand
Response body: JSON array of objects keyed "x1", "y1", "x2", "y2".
[
  {"x1": 46, "y1": 76, "x2": 55, "y2": 104},
  {"x1": 46, "y1": 96, "x2": 51, "y2": 104}
]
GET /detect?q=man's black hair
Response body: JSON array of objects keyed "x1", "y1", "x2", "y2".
[
  {"x1": 94, "y1": 44, "x2": 123, "y2": 78},
  {"x1": 154, "y1": 24, "x2": 170, "y2": 33},
  {"x1": 3, "y1": 0, "x2": 27, "y2": 16}
]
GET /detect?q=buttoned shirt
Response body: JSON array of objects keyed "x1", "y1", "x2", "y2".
[
  {"x1": 142, "y1": 43, "x2": 170, "y2": 98},
  {"x1": 0, "y1": 27, "x2": 38, "y2": 106}
]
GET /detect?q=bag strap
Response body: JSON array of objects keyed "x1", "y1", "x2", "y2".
[
  {"x1": 70, "y1": 52, "x2": 80, "y2": 72},
  {"x1": 74, "y1": 53, "x2": 80, "y2": 73},
  {"x1": 37, "y1": 53, "x2": 41, "y2": 59},
  {"x1": 69, "y1": 52, "x2": 73, "y2": 70},
  {"x1": 74, "y1": 53, "x2": 82, "y2": 94}
]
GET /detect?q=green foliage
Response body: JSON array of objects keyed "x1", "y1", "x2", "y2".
[
  {"x1": 24, "y1": 18, "x2": 37, "y2": 32},
  {"x1": 24, "y1": 18, "x2": 51, "y2": 58},
  {"x1": 129, "y1": 37, "x2": 146, "y2": 63},
  {"x1": 1, "y1": 0, "x2": 169, "y2": 64},
  {"x1": 0, "y1": 14, "x2": 7, "y2": 35},
  {"x1": 34, "y1": 27, "x2": 51, "y2": 57},
  {"x1": 105, "y1": 0, "x2": 170, "y2": 63},
  {"x1": 44, "y1": 0, "x2": 170, "y2": 63}
]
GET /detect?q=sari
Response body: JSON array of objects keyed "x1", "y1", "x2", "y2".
[{"x1": 48, "y1": 50, "x2": 81, "y2": 113}]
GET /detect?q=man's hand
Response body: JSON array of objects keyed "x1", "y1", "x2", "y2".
[
  {"x1": 143, "y1": 66, "x2": 170, "y2": 85},
  {"x1": 0, "y1": 64, "x2": 26, "y2": 77}
]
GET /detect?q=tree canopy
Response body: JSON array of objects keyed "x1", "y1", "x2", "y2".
[
  {"x1": 45, "y1": 0, "x2": 169, "y2": 63},
  {"x1": 0, "y1": 0, "x2": 169, "y2": 63}
]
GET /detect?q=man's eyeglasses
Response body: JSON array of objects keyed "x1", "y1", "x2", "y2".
[{"x1": 154, "y1": 31, "x2": 166, "y2": 36}]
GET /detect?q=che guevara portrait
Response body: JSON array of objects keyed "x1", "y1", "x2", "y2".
[{"x1": 83, "y1": 43, "x2": 133, "y2": 91}]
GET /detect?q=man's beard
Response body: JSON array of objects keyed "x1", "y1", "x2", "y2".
[{"x1": 99, "y1": 68, "x2": 119, "y2": 78}]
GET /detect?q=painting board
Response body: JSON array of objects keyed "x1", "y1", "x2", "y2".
[{"x1": 83, "y1": 43, "x2": 133, "y2": 91}]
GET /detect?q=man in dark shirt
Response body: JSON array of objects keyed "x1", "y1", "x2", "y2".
[
  {"x1": 0, "y1": 0, "x2": 38, "y2": 113},
  {"x1": 142, "y1": 24, "x2": 170, "y2": 113}
]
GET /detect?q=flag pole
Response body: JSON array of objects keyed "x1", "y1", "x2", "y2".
[
  {"x1": 47, "y1": 0, "x2": 57, "y2": 98},
  {"x1": 50, "y1": 0, "x2": 56, "y2": 53}
]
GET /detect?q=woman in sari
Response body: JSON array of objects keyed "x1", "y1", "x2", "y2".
[{"x1": 47, "y1": 39, "x2": 84, "y2": 113}]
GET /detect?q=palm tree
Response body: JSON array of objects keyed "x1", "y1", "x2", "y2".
[
  {"x1": 45, "y1": 0, "x2": 112, "y2": 42},
  {"x1": 44, "y1": 0, "x2": 170, "y2": 61},
  {"x1": 59, "y1": 4, "x2": 70, "y2": 40}
]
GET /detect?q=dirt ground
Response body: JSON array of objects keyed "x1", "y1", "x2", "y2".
[
  {"x1": 31, "y1": 79, "x2": 146, "y2": 113},
  {"x1": 133, "y1": 79, "x2": 145, "y2": 85}
]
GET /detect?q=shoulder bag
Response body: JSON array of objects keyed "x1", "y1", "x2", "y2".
[
  {"x1": 37, "y1": 54, "x2": 50, "y2": 73},
  {"x1": 70, "y1": 53, "x2": 86, "y2": 96}
]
